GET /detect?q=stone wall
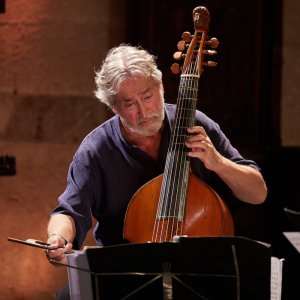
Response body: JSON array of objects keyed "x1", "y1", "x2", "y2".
[
  {"x1": 1, "y1": 142, "x2": 79, "y2": 299},
  {"x1": 0, "y1": 0, "x2": 124, "y2": 299}
]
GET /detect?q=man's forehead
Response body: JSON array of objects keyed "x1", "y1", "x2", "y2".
[{"x1": 118, "y1": 78, "x2": 155, "y2": 97}]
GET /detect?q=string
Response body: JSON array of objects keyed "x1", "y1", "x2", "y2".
[
  {"x1": 152, "y1": 31, "x2": 205, "y2": 242},
  {"x1": 153, "y1": 34, "x2": 202, "y2": 242}
]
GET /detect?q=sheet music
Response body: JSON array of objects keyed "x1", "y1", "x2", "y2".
[
  {"x1": 270, "y1": 257, "x2": 284, "y2": 300},
  {"x1": 67, "y1": 250, "x2": 93, "y2": 300},
  {"x1": 283, "y1": 231, "x2": 300, "y2": 254}
]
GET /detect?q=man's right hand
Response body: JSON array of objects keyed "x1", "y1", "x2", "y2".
[{"x1": 45, "y1": 234, "x2": 73, "y2": 265}]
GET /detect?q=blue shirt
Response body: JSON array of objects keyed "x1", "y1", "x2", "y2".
[{"x1": 51, "y1": 104, "x2": 259, "y2": 249}]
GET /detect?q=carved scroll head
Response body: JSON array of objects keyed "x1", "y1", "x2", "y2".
[{"x1": 193, "y1": 6, "x2": 210, "y2": 31}]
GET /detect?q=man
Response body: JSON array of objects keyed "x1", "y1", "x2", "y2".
[{"x1": 46, "y1": 44, "x2": 267, "y2": 273}]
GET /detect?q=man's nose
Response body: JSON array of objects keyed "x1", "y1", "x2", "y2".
[{"x1": 137, "y1": 102, "x2": 147, "y2": 117}]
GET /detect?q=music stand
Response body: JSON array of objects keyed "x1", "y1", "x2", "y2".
[
  {"x1": 283, "y1": 207, "x2": 300, "y2": 231},
  {"x1": 67, "y1": 236, "x2": 271, "y2": 300}
]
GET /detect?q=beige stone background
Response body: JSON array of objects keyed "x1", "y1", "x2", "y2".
[
  {"x1": 0, "y1": 0, "x2": 299, "y2": 299},
  {"x1": 0, "y1": 0, "x2": 122, "y2": 299}
]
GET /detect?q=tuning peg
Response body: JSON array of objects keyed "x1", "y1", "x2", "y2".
[
  {"x1": 182, "y1": 31, "x2": 192, "y2": 42},
  {"x1": 203, "y1": 50, "x2": 217, "y2": 56},
  {"x1": 173, "y1": 51, "x2": 185, "y2": 60},
  {"x1": 207, "y1": 37, "x2": 219, "y2": 49},
  {"x1": 202, "y1": 61, "x2": 218, "y2": 67},
  {"x1": 171, "y1": 63, "x2": 181, "y2": 74},
  {"x1": 177, "y1": 40, "x2": 186, "y2": 51}
]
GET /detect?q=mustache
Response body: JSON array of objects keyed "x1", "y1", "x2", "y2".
[
  {"x1": 137, "y1": 113, "x2": 160, "y2": 124},
  {"x1": 137, "y1": 114, "x2": 159, "y2": 125}
]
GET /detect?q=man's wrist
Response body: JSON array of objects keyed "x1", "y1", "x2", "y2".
[{"x1": 48, "y1": 233, "x2": 68, "y2": 245}]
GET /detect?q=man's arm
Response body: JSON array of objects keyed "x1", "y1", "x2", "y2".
[
  {"x1": 46, "y1": 214, "x2": 76, "y2": 264},
  {"x1": 210, "y1": 157, "x2": 267, "y2": 204},
  {"x1": 47, "y1": 214, "x2": 76, "y2": 243},
  {"x1": 186, "y1": 126, "x2": 268, "y2": 204}
]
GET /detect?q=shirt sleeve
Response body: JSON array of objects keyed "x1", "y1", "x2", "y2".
[
  {"x1": 208, "y1": 120, "x2": 260, "y2": 170},
  {"x1": 51, "y1": 145, "x2": 103, "y2": 249},
  {"x1": 194, "y1": 110, "x2": 260, "y2": 170}
]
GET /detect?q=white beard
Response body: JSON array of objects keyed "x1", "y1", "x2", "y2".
[{"x1": 120, "y1": 108, "x2": 165, "y2": 137}]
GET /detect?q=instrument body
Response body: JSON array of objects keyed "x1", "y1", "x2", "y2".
[
  {"x1": 124, "y1": 6, "x2": 234, "y2": 243},
  {"x1": 124, "y1": 172, "x2": 234, "y2": 243}
]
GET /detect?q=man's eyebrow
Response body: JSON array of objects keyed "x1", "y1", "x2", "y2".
[
  {"x1": 140, "y1": 87, "x2": 152, "y2": 95},
  {"x1": 123, "y1": 98, "x2": 133, "y2": 103},
  {"x1": 123, "y1": 88, "x2": 153, "y2": 101}
]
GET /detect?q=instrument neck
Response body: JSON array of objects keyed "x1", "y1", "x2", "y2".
[{"x1": 156, "y1": 75, "x2": 199, "y2": 220}]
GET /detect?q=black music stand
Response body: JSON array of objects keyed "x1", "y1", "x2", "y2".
[
  {"x1": 284, "y1": 207, "x2": 300, "y2": 231},
  {"x1": 67, "y1": 236, "x2": 271, "y2": 300}
]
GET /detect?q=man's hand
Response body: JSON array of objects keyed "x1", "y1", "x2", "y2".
[
  {"x1": 45, "y1": 234, "x2": 73, "y2": 265},
  {"x1": 185, "y1": 126, "x2": 223, "y2": 172}
]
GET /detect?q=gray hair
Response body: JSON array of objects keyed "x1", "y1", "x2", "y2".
[{"x1": 94, "y1": 44, "x2": 162, "y2": 107}]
